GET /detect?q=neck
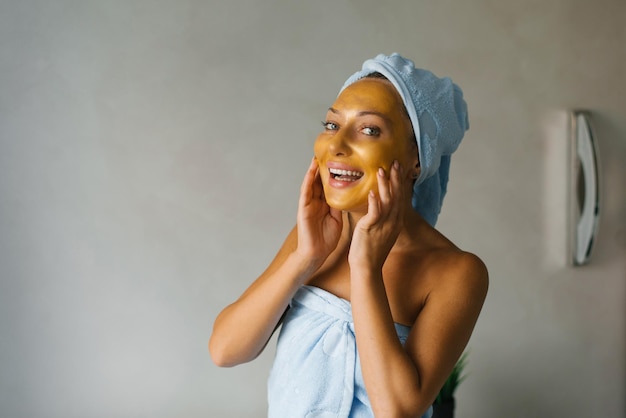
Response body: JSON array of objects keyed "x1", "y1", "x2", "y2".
[{"x1": 344, "y1": 199, "x2": 427, "y2": 249}]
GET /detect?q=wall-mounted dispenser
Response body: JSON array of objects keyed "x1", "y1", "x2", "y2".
[{"x1": 569, "y1": 111, "x2": 600, "y2": 266}]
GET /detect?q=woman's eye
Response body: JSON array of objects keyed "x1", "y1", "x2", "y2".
[
  {"x1": 321, "y1": 121, "x2": 339, "y2": 131},
  {"x1": 361, "y1": 126, "x2": 380, "y2": 136}
]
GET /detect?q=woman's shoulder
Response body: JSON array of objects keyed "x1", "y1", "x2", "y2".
[
  {"x1": 413, "y1": 236, "x2": 489, "y2": 309},
  {"x1": 384, "y1": 227, "x2": 487, "y2": 323},
  {"x1": 397, "y1": 223, "x2": 488, "y2": 298},
  {"x1": 426, "y1": 247, "x2": 487, "y2": 285}
]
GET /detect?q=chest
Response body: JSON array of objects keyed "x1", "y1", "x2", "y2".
[{"x1": 306, "y1": 243, "x2": 426, "y2": 326}]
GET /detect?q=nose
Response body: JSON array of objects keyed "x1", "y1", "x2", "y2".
[{"x1": 328, "y1": 129, "x2": 352, "y2": 157}]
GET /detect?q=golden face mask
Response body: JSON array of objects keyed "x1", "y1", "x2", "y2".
[{"x1": 314, "y1": 78, "x2": 417, "y2": 211}]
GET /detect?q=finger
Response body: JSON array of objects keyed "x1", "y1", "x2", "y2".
[
  {"x1": 301, "y1": 157, "x2": 318, "y2": 189},
  {"x1": 312, "y1": 164, "x2": 326, "y2": 200},
  {"x1": 365, "y1": 189, "x2": 381, "y2": 225},
  {"x1": 389, "y1": 160, "x2": 405, "y2": 219},
  {"x1": 377, "y1": 167, "x2": 391, "y2": 206},
  {"x1": 299, "y1": 157, "x2": 318, "y2": 206},
  {"x1": 390, "y1": 160, "x2": 404, "y2": 201}
]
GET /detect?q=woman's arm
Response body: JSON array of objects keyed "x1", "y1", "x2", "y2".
[
  {"x1": 351, "y1": 253, "x2": 488, "y2": 417},
  {"x1": 348, "y1": 163, "x2": 488, "y2": 417},
  {"x1": 209, "y1": 227, "x2": 316, "y2": 367},
  {"x1": 209, "y1": 158, "x2": 343, "y2": 367}
]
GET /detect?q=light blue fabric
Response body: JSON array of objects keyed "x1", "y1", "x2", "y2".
[
  {"x1": 267, "y1": 286, "x2": 433, "y2": 418},
  {"x1": 340, "y1": 53, "x2": 469, "y2": 226}
]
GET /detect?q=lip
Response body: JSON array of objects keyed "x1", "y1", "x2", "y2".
[
  {"x1": 325, "y1": 161, "x2": 363, "y2": 172},
  {"x1": 323, "y1": 160, "x2": 364, "y2": 189}
]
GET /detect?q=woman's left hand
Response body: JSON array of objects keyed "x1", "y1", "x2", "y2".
[{"x1": 348, "y1": 160, "x2": 405, "y2": 271}]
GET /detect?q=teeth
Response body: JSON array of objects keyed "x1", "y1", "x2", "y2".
[{"x1": 329, "y1": 168, "x2": 364, "y2": 177}]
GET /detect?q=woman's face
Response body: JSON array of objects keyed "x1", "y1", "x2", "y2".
[{"x1": 314, "y1": 78, "x2": 417, "y2": 211}]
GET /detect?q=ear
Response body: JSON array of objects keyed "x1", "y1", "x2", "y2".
[
  {"x1": 401, "y1": 133, "x2": 420, "y2": 181},
  {"x1": 408, "y1": 142, "x2": 420, "y2": 179},
  {"x1": 411, "y1": 163, "x2": 421, "y2": 180}
]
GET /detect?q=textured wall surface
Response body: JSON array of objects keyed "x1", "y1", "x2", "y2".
[{"x1": 1, "y1": 1, "x2": 625, "y2": 417}]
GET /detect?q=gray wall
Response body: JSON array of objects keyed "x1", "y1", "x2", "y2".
[{"x1": 1, "y1": 1, "x2": 625, "y2": 417}]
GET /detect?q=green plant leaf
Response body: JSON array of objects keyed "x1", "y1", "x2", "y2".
[{"x1": 434, "y1": 351, "x2": 469, "y2": 404}]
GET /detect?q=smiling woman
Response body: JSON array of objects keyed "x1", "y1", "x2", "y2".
[
  {"x1": 209, "y1": 53, "x2": 488, "y2": 418},
  {"x1": 314, "y1": 77, "x2": 417, "y2": 212}
]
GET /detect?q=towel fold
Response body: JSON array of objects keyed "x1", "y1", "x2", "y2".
[
  {"x1": 340, "y1": 53, "x2": 469, "y2": 226},
  {"x1": 267, "y1": 286, "x2": 432, "y2": 418}
]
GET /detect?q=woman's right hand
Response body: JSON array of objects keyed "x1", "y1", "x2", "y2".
[
  {"x1": 295, "y1": 158, "x2": 343, "y2": 268},
  {"x1": 210, "y1": 158, "x2": 342, "y2": 367}
]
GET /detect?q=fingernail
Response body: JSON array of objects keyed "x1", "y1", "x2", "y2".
[
  {"x1": 393, "y1": 160, "x2": 400, "y2": 170},
  {"x1": 378, "y1": 167, "x2": 385, "y2": 177}
]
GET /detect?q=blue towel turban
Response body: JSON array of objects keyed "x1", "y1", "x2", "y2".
[{"x1": 340, "y1": 53, "x2": 469, "y2": 226}]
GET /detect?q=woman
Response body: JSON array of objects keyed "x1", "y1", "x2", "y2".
[{"x1": 209, "y1": 53, "x2": 488, "y2": 418}]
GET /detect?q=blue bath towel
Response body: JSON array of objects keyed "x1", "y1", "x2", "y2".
[
  {"x1": 340, "y1": 53, "x2": 469, "y2": 226},
  {"x1": 267, "y1": 286, "x2": 433, "y2": 418}
]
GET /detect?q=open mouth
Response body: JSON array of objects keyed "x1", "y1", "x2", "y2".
[{"x1": 329, "y1": 167, "x2": 364, "y2": 182}]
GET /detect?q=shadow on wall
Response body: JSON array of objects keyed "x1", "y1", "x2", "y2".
[{"x1": 591, "y1": 112, "x2": 626, "y2": 262}]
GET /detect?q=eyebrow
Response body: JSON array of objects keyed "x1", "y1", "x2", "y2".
[{"x1": 327, "y1": 107, "x2": 392, "y2": 125}]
